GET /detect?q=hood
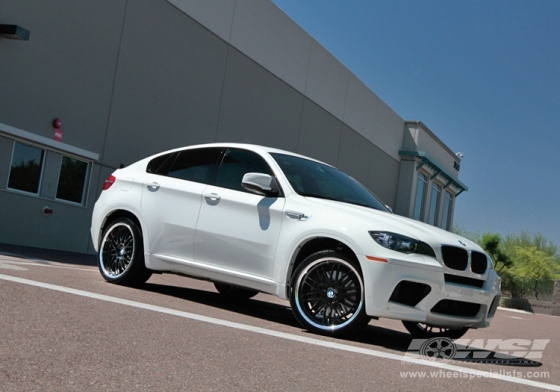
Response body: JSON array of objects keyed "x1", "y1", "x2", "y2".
[{"x1": 303, "y1": 196, "x2": 483, "y2": 252}]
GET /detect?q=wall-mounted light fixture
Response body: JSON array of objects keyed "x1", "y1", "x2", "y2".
[{"x1": 0, "y1": 24, "x2": 30, "y2": 40}]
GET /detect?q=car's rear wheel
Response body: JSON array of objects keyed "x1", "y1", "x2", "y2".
[
  {"x1": 98, "y1": 217, "x2": 152, "y2": 285},
  {"x1": 290, "y1": 250, "x2": 369, "y2": 336},
  {"x1": 402, "y1": 321, "x2": 469, "y2": 340},
  {"x1": 214, "y1": 283, "x2": 259, "y2": 300}
]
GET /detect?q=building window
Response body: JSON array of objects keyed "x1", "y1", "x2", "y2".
[
  {"x1": 413, "y1": 172, "x2": 427, "y2": 221},
  {"x1": 441, "y1": 191, "x2": 454, "y2": 230},
  {"x1": 7, "y1": 142, "x2": 45, "y2": 194},
  {"x1": 56, "y1": 155, "x2": 89, "y2": 204},
  {"x1": 428, "y1": 182, "x2": 441, "y2": 226}
]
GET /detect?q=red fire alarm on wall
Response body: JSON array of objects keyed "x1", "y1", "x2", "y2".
[{"x1": 53, "y1": 118, "x2": 64, "y2": 142}]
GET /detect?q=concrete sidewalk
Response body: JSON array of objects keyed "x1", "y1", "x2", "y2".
[{"x1": 0, "y1": 242, "x2": 96, "y2": 266}]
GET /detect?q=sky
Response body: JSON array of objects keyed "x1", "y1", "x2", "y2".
[{"x1": 271, "y1": 0, "x2": 560, "y2": 247}]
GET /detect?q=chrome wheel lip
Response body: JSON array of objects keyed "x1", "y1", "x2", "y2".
[
  {"x1": 419, "y1": 323, "x2": 447, "y2": 333},
  {"x1": 294, "y1": 257, "x2": 364, "y2": 331},
  {"x1": 99, "y1": 222, "x2": 136, "y2": 279},
  {"x1": 417, "y1": 323, "x2": 457, "y2": 335}
]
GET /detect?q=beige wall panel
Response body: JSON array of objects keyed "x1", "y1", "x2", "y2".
[
  {"x1": 167, "y1": 0, "x2": 235, "y2": 42},
  {"x1": 229, "y1": 0, "x2": 312, "y2": 94},
  {"x1": 305, "y1": 42, "x2": 350, "y2": 120}
]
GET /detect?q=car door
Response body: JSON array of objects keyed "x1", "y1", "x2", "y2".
[
  {"x1": 194, "y1": 148, "x2": 285, "y2": 278},
  {"x1": 140, "y1": 147, "x2": 223, "y2": 261}
]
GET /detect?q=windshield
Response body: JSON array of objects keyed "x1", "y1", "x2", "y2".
[{"x1": 271, "y1": 153, "x2": 390, "y2": 212}]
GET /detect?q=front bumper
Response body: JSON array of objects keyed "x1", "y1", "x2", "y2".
[{"x1": 360, "y1": 254, "x2": 501, "y2": 329}]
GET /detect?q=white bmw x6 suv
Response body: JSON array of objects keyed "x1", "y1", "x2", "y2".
[{"x1": 91, "y1": 143, "x2": 501, "y2": 339}]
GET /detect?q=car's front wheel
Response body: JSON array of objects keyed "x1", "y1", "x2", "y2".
[
  {"x1": 98, "y1": 217, "x2": 152, "y2": 286},
  {"x1": 290, "y1": 250, "x2": 369, "y2": 336},
  {"x1": 402, "y1": 321, "x2": 469, "y2": 340}
]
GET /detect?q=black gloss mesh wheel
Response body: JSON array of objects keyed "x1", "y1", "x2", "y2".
[
  {"x1": 101, "y1": 223, "x2": 134, "y2": 277},
  {"x1": 290, "y1": 250, "x2": 369, "y2": 336},
  {"x1": 99, "y1": 217, "x2": 152, "y2": 285}
]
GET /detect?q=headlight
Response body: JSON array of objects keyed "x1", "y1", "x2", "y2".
[{"x1": 369, "y1": 231, "x2": 435, "y2": 258}]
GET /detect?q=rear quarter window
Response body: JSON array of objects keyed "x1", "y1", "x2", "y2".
[{"x1": 147, "y1": 147, "x2": 223, "y2": 184}]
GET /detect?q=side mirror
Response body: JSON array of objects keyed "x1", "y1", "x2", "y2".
[{"x1": 242, "y1": 173, "x2": 280, "y2": 197}]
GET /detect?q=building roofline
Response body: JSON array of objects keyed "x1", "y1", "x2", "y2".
[
  {"x1": 399, "y1": 149, "x2": 468, "y2": 195},
  {"x1": 405, "y1": 120, "x2": 460, "y2": 160}
]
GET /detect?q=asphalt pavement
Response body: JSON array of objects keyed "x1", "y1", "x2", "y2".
[{"x1": 1, "y1": 244, "x2": 559, "y2": 391}]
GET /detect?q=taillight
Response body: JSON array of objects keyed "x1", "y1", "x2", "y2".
[{"x1": 102, "y1": 175, "x2": 116, "y2": 190}]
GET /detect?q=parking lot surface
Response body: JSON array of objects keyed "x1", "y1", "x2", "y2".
[{"x1": 1, "y1": 247, "x2": 560, "y2": 391}]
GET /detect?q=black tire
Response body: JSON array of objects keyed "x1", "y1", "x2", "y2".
[
  {"x1": 402, "y1": 321, "x2": 469, "y2": 340},
  {"x1": 214, "y1": 283, "x2": 259, "y2": 300},
  {"x1": 98, "y1": 217, "x2": 152, "y2": 286},
  {"x1": 290, "y1": 250, "x2": 369, "y2": 336}
]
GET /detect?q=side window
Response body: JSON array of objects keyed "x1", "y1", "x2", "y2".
[
  {"x1": 167, "y1": 147, "x2": 222, "y2": 183},
  {"x1": 428, "y1": 182, "x2": 441, "y2": 226},
  {"x1": 215, "y1": 149, "x2": 273, "y2": 192},
  {"x1": 8, "y1": 142, "x2": 45, "y2": 194},
  {"x1": 146, "y1": 152, "x2": 176, "y2": 175},
  {"x1": 441, "y1": 191, "x2": 454, "y2": 230},
  {"x1": 412, "y1": 172, "x2": 427, "y2": 221},
  {"x1": 56, "y1": 155, "x2": 89, "y2": 204}
]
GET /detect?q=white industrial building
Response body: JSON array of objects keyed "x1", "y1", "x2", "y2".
[{"x1": 0, "y1": 0, "x2": 466, "y2": 254}]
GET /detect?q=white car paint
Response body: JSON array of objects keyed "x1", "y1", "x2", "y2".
[{"x1": 91, "y1": 143, "x2": 501, "y2": 336}]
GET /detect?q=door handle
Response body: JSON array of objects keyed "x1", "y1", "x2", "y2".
[
  {"x1": 285, "y1": 211, "x2": 310, "y2": 221},
  {"x1": 204, "y1": 193, "x2": 221, "y2": 201},
  {"x1": 147, "y1": 182, "x2": 160, "y2": 192}
]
